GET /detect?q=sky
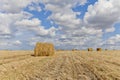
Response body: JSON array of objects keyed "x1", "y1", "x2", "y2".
[{"x1": 0, "y1": 0, "x2": 120, "y2": 50}]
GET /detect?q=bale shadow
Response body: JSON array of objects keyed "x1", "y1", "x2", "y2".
[{"x1": 31, "y1": 54, "x2": 35, "y2": 57}]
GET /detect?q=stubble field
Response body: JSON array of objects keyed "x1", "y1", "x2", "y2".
[{"x1": 0, "y1": 50, "x2": 120, "y2": 80}]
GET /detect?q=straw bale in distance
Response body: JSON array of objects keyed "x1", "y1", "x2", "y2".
[
  {"x1": 105, "y1": 49, "x2": 108, "y2": 51},
  {"x1": 34, "y1": 42, "x2": 55, "y2": 56},
  {"x1": 88, "y1": 48, "x2": 93, "y2": 51},
  {"x1": 96, "y1": 48, "x2": 102, "y2": 51},
  {"x1": 72, "y1": 49, "x2": 78, "y2": 51}
]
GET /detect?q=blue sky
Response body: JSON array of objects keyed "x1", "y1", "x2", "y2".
[{"x1": 0, "y1": 0, "x2": 120, "y2": 50}]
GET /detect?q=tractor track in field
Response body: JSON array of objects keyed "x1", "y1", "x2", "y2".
[
  {"x1": 0, "y1": 54, "x2": 32, "y2": 65},
  {"x1": 28, "y1": 53, "x2": 104, "y2": 80},
  {"x1": 0, "y1": 51, "x2": 120, "y2": 80}
]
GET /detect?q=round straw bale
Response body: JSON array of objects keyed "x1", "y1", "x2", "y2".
[
  {"x1": 88, "y1": 48, "x2": 93, "y2": 51},
  {"x1": 34, "y1": 42, "x2": 55, "y2": 56},
  {"x1": 105, "y1": 49, "x2": 108, "y2": 51},
  {"x1": 96, "y1": 48, "x2": 102, "y2": 51}
]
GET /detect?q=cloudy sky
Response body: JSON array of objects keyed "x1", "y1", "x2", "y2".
[{"x1": 0, "y1": 0, "x2": 120, "y2": 50}]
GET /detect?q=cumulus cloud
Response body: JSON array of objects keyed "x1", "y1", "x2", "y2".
[
  {"x1": 0, "y1": 11, "x2": 32, "y2": 38},
  {"x1": 0, "y1": 0, "x2": 120, "y2": 50},
  {"x1": 15, "y1": 18, "x2": 40, "y2": 27},
  {"x1": 15, "y1": 18, "x2": 58, "y2": 37},
  {"x1": 15, "y1": 40, "x2": 22, "y2": 45},
  {"x1": 0, "y1": 0, "x2": 34, "y2": 13},
  {"x1": 0, "y1": 40, "x2": 22, "y2": 50},
  {"x1": 41, "y1": 0, "x2": 120, "y2": 49},
  {"x1": 27, "y1": 1, "x2": 42, "y2": 12},
  {"x1": 101, "y1": 34, "x2": 120, "y2": 49},
  {"x1": 107, "y1": 34, "x2": 120, "y2": 45},
  {"x1": 45, "y1": 1, "x2": 82, "y2": 29},
  {"x1": 41, "y1": 0, "x2": 87, "y2": 6},
  {"x1": 84, "y1": 0, "x2": 120, "y2": 31},
  {"x1": 39, "y1": 0, "x2": 105, "y2": 49},
  {"x1": 105, "y1": 27, "x2": 115, "y2": 33}
]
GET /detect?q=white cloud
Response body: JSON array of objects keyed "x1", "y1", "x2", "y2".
[
  {"x1": 0, "y1": 0, "x2": 34, "y2": 13},
  {"x1": 84, "y1": 0, "x2": 120, "y2": 31},
  {"x1": 105, "y1": 27, "x2": 115, "y2": 33},
  {"x1": 0, "y1": 40, "x2": 22, "y2": 48},
  {"x1": 41, "y1": 0, "x2": 87, "y2": 6},
  {"x1": 107, "y1": 34, "x2": 120, "y2": 44},
  {"x1": 42, "y1": 0, "x2": 120, "y2": 49},
  {"x1": 0, "y1": 0, "x2": 120, "y2": 50},
  {"x1": 102, "y1": 34, "x2": 120, "y2": 49},
  {"x1": 15, "y1": 18, "x2": 58, "y2": 37},
  {"x1": 28, "y1": 2, "x2": 42, "y2": 12},
  {"x1": 0, "y1": 42, "x2": 8, "y2": 46},
  {"x1": 13, "y1": 40, "x2": 22, "y2": 45},
  {"x1": 0, "y1": 12, "x2": 32, "y2": 37},
  {"x1": 45, "y1": 2, "x2": 82, "y2": 29},
  {"x1": 15, "y1": 18, "x2": 40, "y2": 27}
]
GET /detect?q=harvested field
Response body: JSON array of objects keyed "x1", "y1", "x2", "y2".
[{"x1": 0, "y1": 50, "x2": 120, "y2": 80}]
